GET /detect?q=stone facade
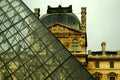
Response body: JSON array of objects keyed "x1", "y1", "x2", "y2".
[
  {"x1": 48, "y1": 23, "x2": 87, "y2": 64},
  {"x1": 38, "y1": 6, "x2": 88, "y2": 66},
  {"x1": 35, "y1": 5, "x2": 120, "y2": 80},
  {"x1": 88, "y1": 42, "x2": 120, "y2": 80}
]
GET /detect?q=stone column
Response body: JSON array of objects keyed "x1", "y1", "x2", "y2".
[
  {"x1": 81, "y1": 7, "x2": 86, "y2": 32},
  {"x1": 81, "y1": 7, "x2": 87, "y2": 52}
]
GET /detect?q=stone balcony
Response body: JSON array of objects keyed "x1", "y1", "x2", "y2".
[
  {"x1": 88, "y1": 42, "x2": 120, "y2": 60},
  {"x1": 88, "y1": 51, "x2": 120, "y2": 60}
]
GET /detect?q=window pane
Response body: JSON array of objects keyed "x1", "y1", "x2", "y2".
[
  {"x1": 110, "y1": 77, "x2": 115, "y2": 80},
  {"x1": 110, "y1": 62, "x2": 114, "y2": 68},
  {"x1": 95, "y1": 61, "x2": 99, "y2": 68},
  {"x1": 72, "y1": 39, "x2": 78, "y2": 51},
  {"x1": 95, "y1": 76, "x2": 100, "y2": 80}
]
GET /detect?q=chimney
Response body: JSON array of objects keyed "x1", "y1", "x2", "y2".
[
  {"x1": 34, "y1": 8, "x2": 40, "y2": 17},
  {"x1": 81, "y1": 7, "x2": 86, "y2": 31},
  {"x1": 101, "y1": 42, "x2": 106, "y2": 54}
]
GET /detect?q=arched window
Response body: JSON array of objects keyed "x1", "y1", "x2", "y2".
[{"x1": 72, "y1": 39, "x2": 78, "y2": 51}]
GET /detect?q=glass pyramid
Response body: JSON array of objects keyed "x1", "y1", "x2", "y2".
[{"x1": 0, "y1": 0, "x2": 95, "y2": 80}]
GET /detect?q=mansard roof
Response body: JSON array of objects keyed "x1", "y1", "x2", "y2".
[{"x1": 40, "y1": 5, "x2": 81, "y2": 30}]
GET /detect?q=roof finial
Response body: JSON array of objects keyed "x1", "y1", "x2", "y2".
[{"x1": 101, "y1": 42, "x2": 106, "y2": 54}]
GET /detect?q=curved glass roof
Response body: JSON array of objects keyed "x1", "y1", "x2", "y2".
[{"x1": 0, "y1": 0, "x2": 94, "y2": 80}]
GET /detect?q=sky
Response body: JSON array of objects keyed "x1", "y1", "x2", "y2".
[{"x1": 23, "y1": 0, "x2": 120, "y2": 51}]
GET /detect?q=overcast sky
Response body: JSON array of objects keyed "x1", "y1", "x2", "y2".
[{"x1": 23, "y1": 0, "x2": 120, "y2": 51}]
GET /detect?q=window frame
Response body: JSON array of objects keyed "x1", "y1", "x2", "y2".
[
  {"x1": 110, "y1": 61, "x2": 114, "y2": 68},
  {"x1": 95, "y1": 61, "x2": 99, "y2": 68},
  {"x1": 108, "y1": 72, "x2": 117, "y2": 80},
  {"x1": 72, "y1": 39, "x2": 78, "y2": 51},
  {"x1": 110, "y1": 76, "x2": 115, "y2": 80},
  {"x1": 95, "y1": 76, "x2": 100, "y2": 80}
]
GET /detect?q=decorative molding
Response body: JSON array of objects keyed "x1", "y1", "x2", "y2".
[{"x1": 48, "y1": 24, "x2": 81, "y2": 33}]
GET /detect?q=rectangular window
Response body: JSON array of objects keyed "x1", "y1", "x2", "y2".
[
  {"x1": 110, "y1": 62, "x2": 114, "y2": 68},
  {"x1": 95, "y1": 61, "x2": 99, "y2": 68},
  {"x1": 72, "y1": 39, "x2": 78, "y2": 51},
  {"x1": 110, "y1": 77, "x2": 115, "y2": 80}
]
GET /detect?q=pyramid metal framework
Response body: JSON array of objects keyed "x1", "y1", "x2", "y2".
[{"x1": 0, "y1": 0, "x2": 95, "y2": 80}]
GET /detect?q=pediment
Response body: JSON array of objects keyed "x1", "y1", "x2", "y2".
[{"x1": 48, "y1": 23, "x2": 81, "y2": 33}]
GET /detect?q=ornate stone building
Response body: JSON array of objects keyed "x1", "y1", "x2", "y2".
[
  {"x1": 88, "y1": 42, "x2": 120, "y2": 80},
  {"x1": 35, "y1": 5, "x2": 120, "y2": 80},
  {"x1": 39, "y1": 5, "x2": 88, "y2": 66}
]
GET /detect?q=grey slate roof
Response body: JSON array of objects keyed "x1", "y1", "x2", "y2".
[{"x1": 40, "y1": 6, "x2": 81, "y2": 30}]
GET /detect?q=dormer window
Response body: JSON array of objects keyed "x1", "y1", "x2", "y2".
[
  {"x1": 108, "y1": 72, "x2": 117, "y2": 80},
  {"x1": 93, "y1": 72, "x2": 102, "y2": 80}
]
